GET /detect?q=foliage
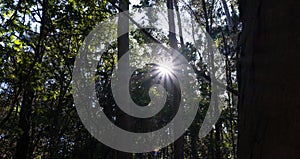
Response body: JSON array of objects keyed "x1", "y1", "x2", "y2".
[{"x1": 0, "y1": 0, "x2": 239, "y2": 158}]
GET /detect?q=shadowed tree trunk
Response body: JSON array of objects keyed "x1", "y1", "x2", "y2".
[
  {"x1": 167, "y1": 0, "x2": 184, "y2": 158},
  {"x1": 238, "y1": 0, "x2": 300, "y2": 158},
  {"x1": 15, "y1": 0, "x2": 48, "y2": 158},
  {"x1": 215, "y1": 122, "x2": 221, "y2": 159},
  {"x1": 116, "y1": 0, "x2": 132, "y2": 159},
  {"x1": 15, "y1": 89, "x2": 34, "y2": 159}
]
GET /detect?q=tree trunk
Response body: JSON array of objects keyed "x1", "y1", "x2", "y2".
[
  {"x1": 238, "y1": 0, "x2": 300, "y2": 158},
  {"x1": 15, "y1": 0, "x2": 49, "y2": 158},
  {"x1": 215, "y1": 122, "x2": 221, "y2": 159},
  {"x1": 167, "y1": 0, "x2": 184, "y2": 158},
  {"x1": 15, "y1": 89, "x2": 34, "y2": 159},
  {"x1": 116, "y1": 0, "x2": 132, "y2": 159}
]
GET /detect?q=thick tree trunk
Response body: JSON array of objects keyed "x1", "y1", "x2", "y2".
[
  {"x1": 15, "y1": 89, "x2": 34, "y2": 159},
  {"x1": 116, "y1": 0, "x2": 132, "y2": 159},
  {"x1": 238, "y1": 0, "x2": 300, "y2": 158}
]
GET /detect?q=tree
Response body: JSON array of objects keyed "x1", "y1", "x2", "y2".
[
  {"x1": 15, "y1": 0, "x2": 49, "y2": 158},
  {"x1": 166, "y1": 0, "x2": 184, "y2": 158},
  {"x1": 0, "y1": 0, "x2": 240, "y2": 158},
  {"x1": 0, "y1": 0, "x2": 111, "y2": 158},
  {"x1": 238, "y1": 0, "x2": 300, "y2": 158},
  {"x1": 116, "y1": 0, "x2": 132, "y2": 159}
]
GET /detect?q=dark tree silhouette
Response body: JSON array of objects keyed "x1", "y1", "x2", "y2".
[{"x1": 238, "y1": 0, "x2": 300, "y2": 158}]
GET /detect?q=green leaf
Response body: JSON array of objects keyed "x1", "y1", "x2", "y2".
[{"x1": 14, "y1": 39, "x2": 22, "y2": 45}]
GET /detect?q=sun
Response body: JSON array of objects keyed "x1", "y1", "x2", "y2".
[
  {"x1": 157, "y1": 64, "x2": 173, "y2": 76},
  {"x1": 150, "y1": 58, "x2": 176, "y2": 86}
]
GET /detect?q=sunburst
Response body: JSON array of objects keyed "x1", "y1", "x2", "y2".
[{"x1": 150, "y1": 57, "x2": 178, "y2": 89}]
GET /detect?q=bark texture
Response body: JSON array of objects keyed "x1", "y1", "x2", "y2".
[{"x1": 238, "y1": 0, "x2": 300, "y2": 158}]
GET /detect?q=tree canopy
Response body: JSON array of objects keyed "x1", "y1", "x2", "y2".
[{"x1": 0, "y1": 0, "x2": 240, "y2": 158}]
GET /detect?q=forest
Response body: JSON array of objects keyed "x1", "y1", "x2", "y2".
[{"x1": 0, "y1": 0, "x2": 299, "y2": 158}]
